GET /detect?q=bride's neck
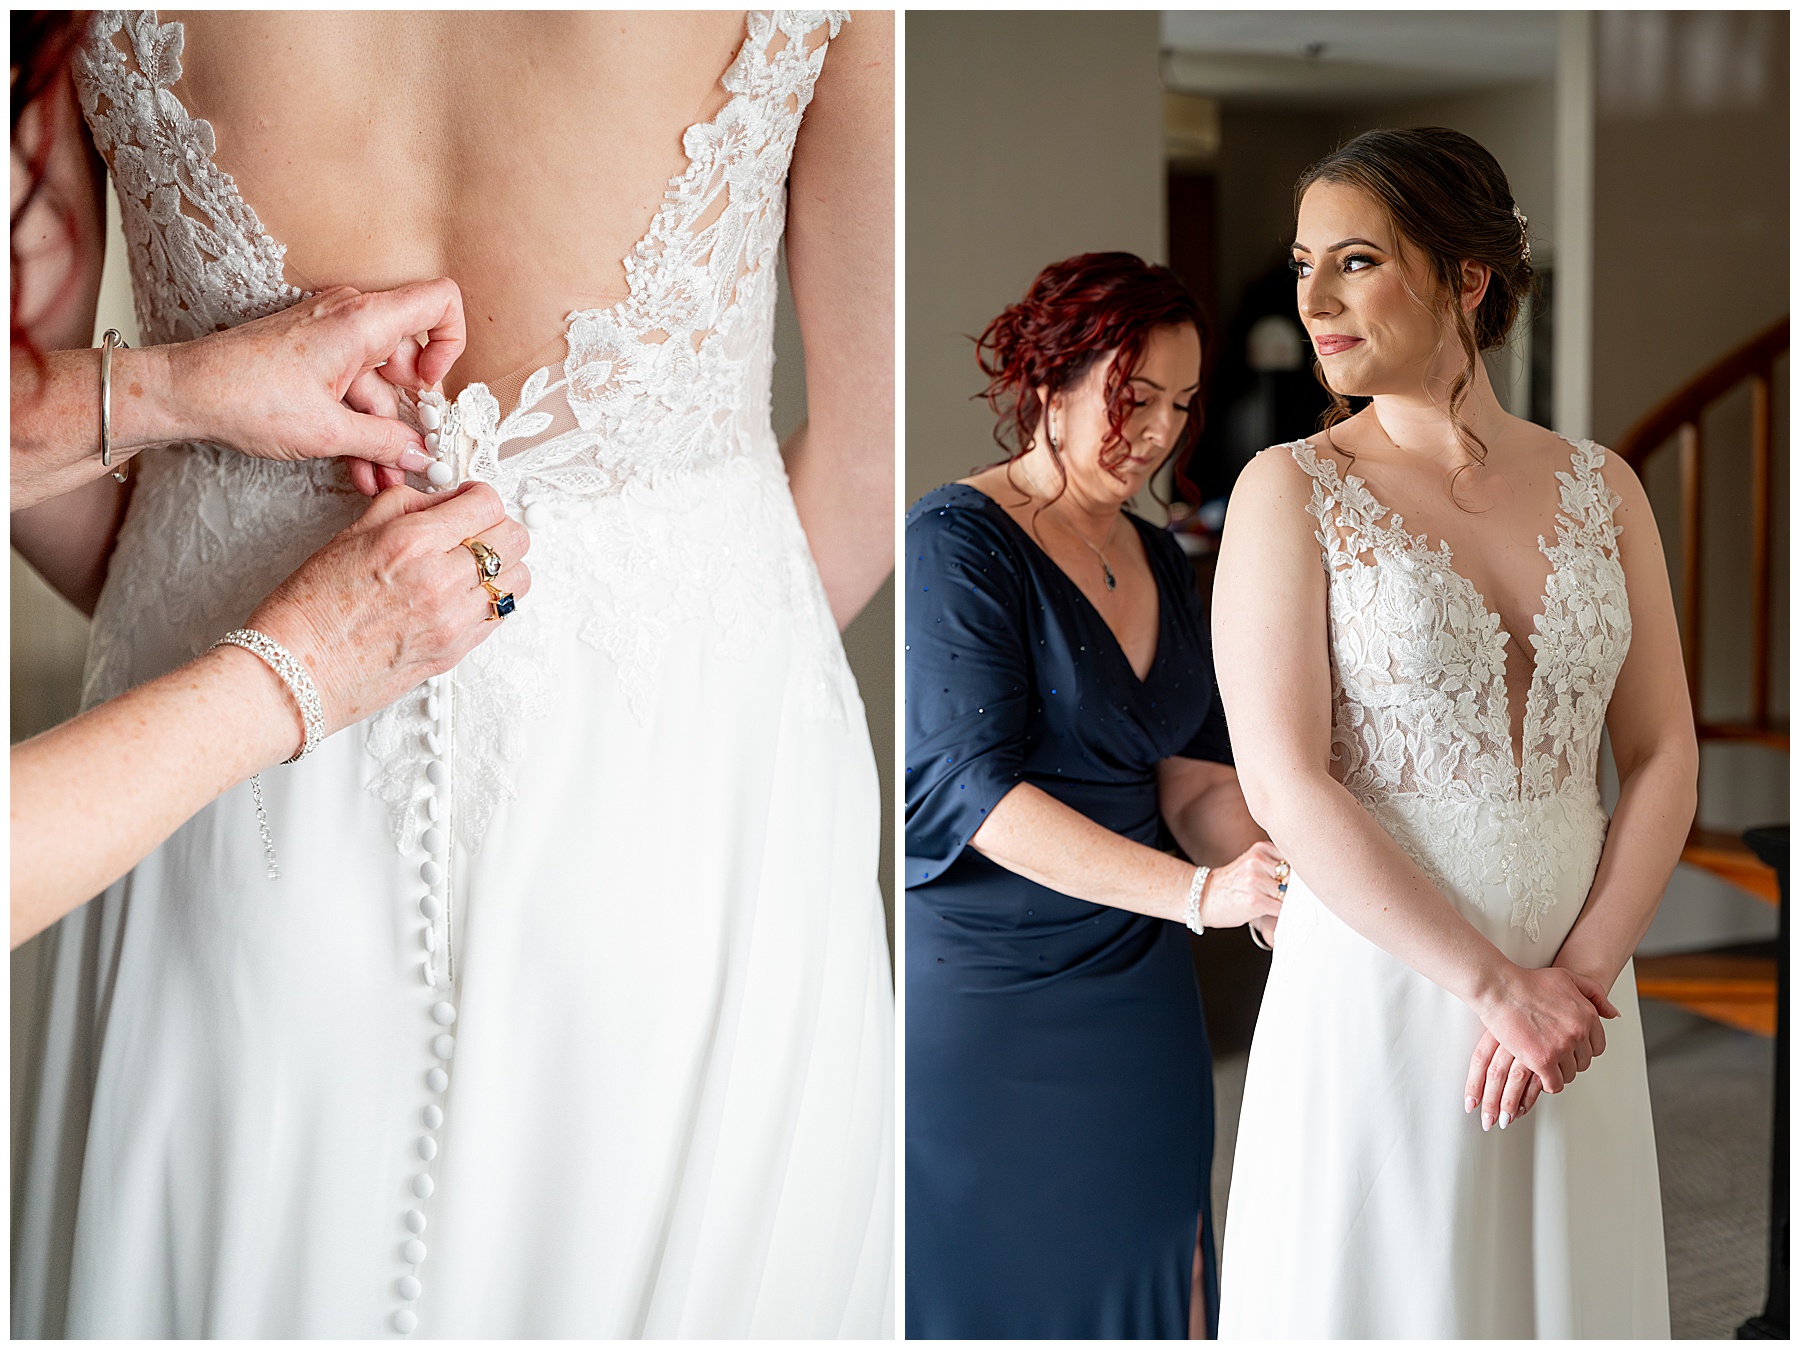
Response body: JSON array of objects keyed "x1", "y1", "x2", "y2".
[{"x1": 1365, "y1": 353, "x2": 1510, "y2": 467}]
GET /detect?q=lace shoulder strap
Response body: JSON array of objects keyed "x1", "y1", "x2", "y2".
[
  {"x1": 72, "y1": 12, "x2": 303, "y2": 344},
  {"x1": 605, "y1": 8, "x2": 844, "y2": 336},
  {"x1": 559, "y1": 10, "x2": 846, "y2": 435},
  {"x1": 1550, "y1": 439, "x2": 1626, "y2": 561},
  {"x1": 1286, "y1": 438, "x2": 1405, "y2": 567}
]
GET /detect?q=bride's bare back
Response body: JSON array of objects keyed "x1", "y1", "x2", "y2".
[
  {"x1": 168, "y1": 10, "x2": 776, "y2": 391},
  {"x1": 27, "y1": 10, "x2": 890, "y2": 626}
]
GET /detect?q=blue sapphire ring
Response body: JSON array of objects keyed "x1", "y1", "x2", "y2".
[{"x1": 481, "y1": 579, "x2": 516, "y2": 621}]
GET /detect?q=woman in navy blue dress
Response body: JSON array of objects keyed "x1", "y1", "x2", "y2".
[{"x1": 906, "y1": 254, "x2": 1288, "y2": 1338}]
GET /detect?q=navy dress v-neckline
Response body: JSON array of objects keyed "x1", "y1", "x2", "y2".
[
  {"x1": 969, "y1": 487, "x2": 1168, "y2": 686},
  {"x1": 905, "y1": 482, "x2": 1235, "y2": 1339}
]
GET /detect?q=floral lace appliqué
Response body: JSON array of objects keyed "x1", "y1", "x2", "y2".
[
  {"x1": 73, "y1": 12, "x2": 302, "y2": 342},
  {"x1": 1290, "y1": 439, "x2": 1632, "y2": 939},
  {"x1": 73, "y1": 11, "x2": 856, "y2": 857}
]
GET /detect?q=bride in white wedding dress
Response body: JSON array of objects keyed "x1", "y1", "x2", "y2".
[
  {"x1": 13, "y1": 11, "x2": 892, "y2": 1338},
  {"x1": 1211, "y1": 129, "x2": 1693, "y2": 1337}
]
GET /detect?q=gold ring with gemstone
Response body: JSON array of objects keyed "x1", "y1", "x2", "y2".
[
  {"x1": 481, "y1": 579, "x2": 516, "y2": 621},
  {"x1": 462, "y1": 538, "x2": 503, "y2": 583},
  {"x1": 1274, "y1": 860, "x2": 1290, "y2": 882}
]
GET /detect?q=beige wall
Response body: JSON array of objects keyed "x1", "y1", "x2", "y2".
[
  {"x1": 1592, "y1": 10, "x2": 1788, "y2": 951},
  {"x1": 906, "y1": 10, "x2": 1165, "y2": 504},
  {"x1": 1591, "y1": 10, "x2": 1787, "y2": 446}
]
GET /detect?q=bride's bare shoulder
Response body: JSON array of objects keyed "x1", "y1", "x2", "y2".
[
  {"x1": 1220, "y1": 438, "x2": 1332, "y2": 541},
  {"x1": 1238, "y1": 435, "x2": 1335, "y2": 497}
]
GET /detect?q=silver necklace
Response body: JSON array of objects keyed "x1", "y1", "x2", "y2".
[{"x1": 1021, "y1": 462, "x2": 1123, "y2": 591}]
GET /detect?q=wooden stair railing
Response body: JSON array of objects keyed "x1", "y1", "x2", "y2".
[{"x1": 1613, "y1": 317, "x2": 1788, "y2": 1034}]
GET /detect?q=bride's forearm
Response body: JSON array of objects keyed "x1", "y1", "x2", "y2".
[
  {"x1": 1555, "y1": 746, "x2": 1698, "y2": 990},
  {"x1": 781, "y1": 417, "x2": 894, "y2": 629},
  {"x1": 1245, "y1": 764, "x2": 1510, "y2": 1008}
]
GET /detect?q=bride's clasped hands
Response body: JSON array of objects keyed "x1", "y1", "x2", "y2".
[{"x1": 1464, "y1": 959, "x2": 1620, "y2": 1129}]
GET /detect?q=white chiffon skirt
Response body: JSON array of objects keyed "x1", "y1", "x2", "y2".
[
  {"x1": 1218, "y1": 796, "x2": 1669, "y2": 1339},
  {"x1": 13, "y1": 460, "x2": 893, "y2": 1338}
]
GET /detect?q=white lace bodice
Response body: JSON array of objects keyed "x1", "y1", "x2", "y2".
[
  {"x1": 1289, "y1": 439, "x2": 1632, "y2": 938},
  {"x1": 73, "y1": 11, "x2": 855, "y2": 854}
]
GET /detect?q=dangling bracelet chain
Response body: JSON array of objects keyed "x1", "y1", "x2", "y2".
[
  {"x1": 1184, "y1": 864, "x2": 1210, "y2": 936},
  {"x1": 98, "y1": 329, "x2": 130, "y2": 484},
  {"x1": 210, "y1": 628, "x2": 326, "y2": 879}
]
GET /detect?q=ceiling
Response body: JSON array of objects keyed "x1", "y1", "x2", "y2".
[{"x1": 1161, "y1": 10, "x2": 1561, "y2": 104}]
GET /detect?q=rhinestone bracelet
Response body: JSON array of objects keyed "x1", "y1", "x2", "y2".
[
  {"x1": 214, "y1": 628, "x2": 325, "y2": 763},
  {"x1": 1184, "y1": 864, "x2": 1210, "y2": 936},
  {"x1": 212, "y1": 628, "x2": 326, "y2": 881}
]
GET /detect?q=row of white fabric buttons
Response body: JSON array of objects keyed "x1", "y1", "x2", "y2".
[
  {"x1": 389, "y1": 391, "x2": 543, "y2": 1334},
  {"x1": 414, "y1": 387, "x2": 554, "y2": 530},
  {"x1": 419, "y1": 398, "x2": 456, "y2": 488},
  {"x1": 394, "y1": 671, "x2": 455, "y2": 1336}
]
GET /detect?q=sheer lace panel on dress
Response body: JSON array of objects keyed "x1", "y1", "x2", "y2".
[
  {"x1": 75, "y1": 12, "x2": 303, "y2": 343},
  {"x1": 1290, "y1": 439, "x2": 1631, "y2": 807}
]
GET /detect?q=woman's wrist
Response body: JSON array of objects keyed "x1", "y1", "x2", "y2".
[
  {"x1": 100, "y1": 342, "x2": 193, "y2": 456},
  {"x1": 243, "y1": 592, "x2": 353, "y2": 738},
  {"x1": 1552, "y1": 946, "x2": 1623, "y2": 996},
  {"x1": 1459, "y1": 951, "x2": 1519, "y2": 1020},
  {"x1": 1184, "y1": 864, "x2": 1211, "y2": 933},
  {"x1": 1195, "y1": 864, "x2": 1228, "y2": 929},
  {"x1": 200, "y1": 642, "x2": 312, "y2": 771},
  {"x1": 141, "y1": 337, "x2": 236, "y2": 449}
]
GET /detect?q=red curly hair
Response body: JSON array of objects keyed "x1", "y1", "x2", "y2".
[
  {"x1": 974, "y1": 251, "x2": 1207, "y2": 501},
  {"x1": 12, "y1": 10, "x2": 90, "y2": 365}
]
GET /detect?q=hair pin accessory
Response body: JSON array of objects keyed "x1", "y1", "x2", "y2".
[{"x1": 1512, "y1": 204, "x2": 1531, "y2": 263}]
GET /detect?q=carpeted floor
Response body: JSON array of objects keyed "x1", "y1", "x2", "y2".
[
  {"x1": 1210, "y1": 1000, "x2": 1775, "y2": 1337},
  {"x1": 1641, "y1": 1000, "x2": 1777, "y2": 1337}
]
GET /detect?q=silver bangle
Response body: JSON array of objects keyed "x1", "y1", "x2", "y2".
[
  {"x1": 99, "y1": 328, "x2": 130, "y2": 484},
  {"x1": 1184, "y1": 864, "x2": 1210, "y2": 936},
  {"x1": 213, "y1": 628, "x2": 326, "y2": 763}
]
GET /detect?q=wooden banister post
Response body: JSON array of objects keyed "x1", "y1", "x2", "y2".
[
  {"x1": 1679, "y1": 420, "x2": 1703, "y2": 715},
  {"x1": 1751, "y1": 365, "x2": 1772, "y2": 729}
]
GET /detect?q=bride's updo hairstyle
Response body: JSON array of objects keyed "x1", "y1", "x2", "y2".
[
  {"x1": 975, "y1": 251, "x2": 1206, "y2": 500},
  {"x1": 1295, "y1": 127, "x2": 1534, "y2": 466}
]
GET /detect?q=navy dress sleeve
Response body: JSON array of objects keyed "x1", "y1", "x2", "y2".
[{"x1": 905, "y1": 498, "x2": 1033, "y2": 887}]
